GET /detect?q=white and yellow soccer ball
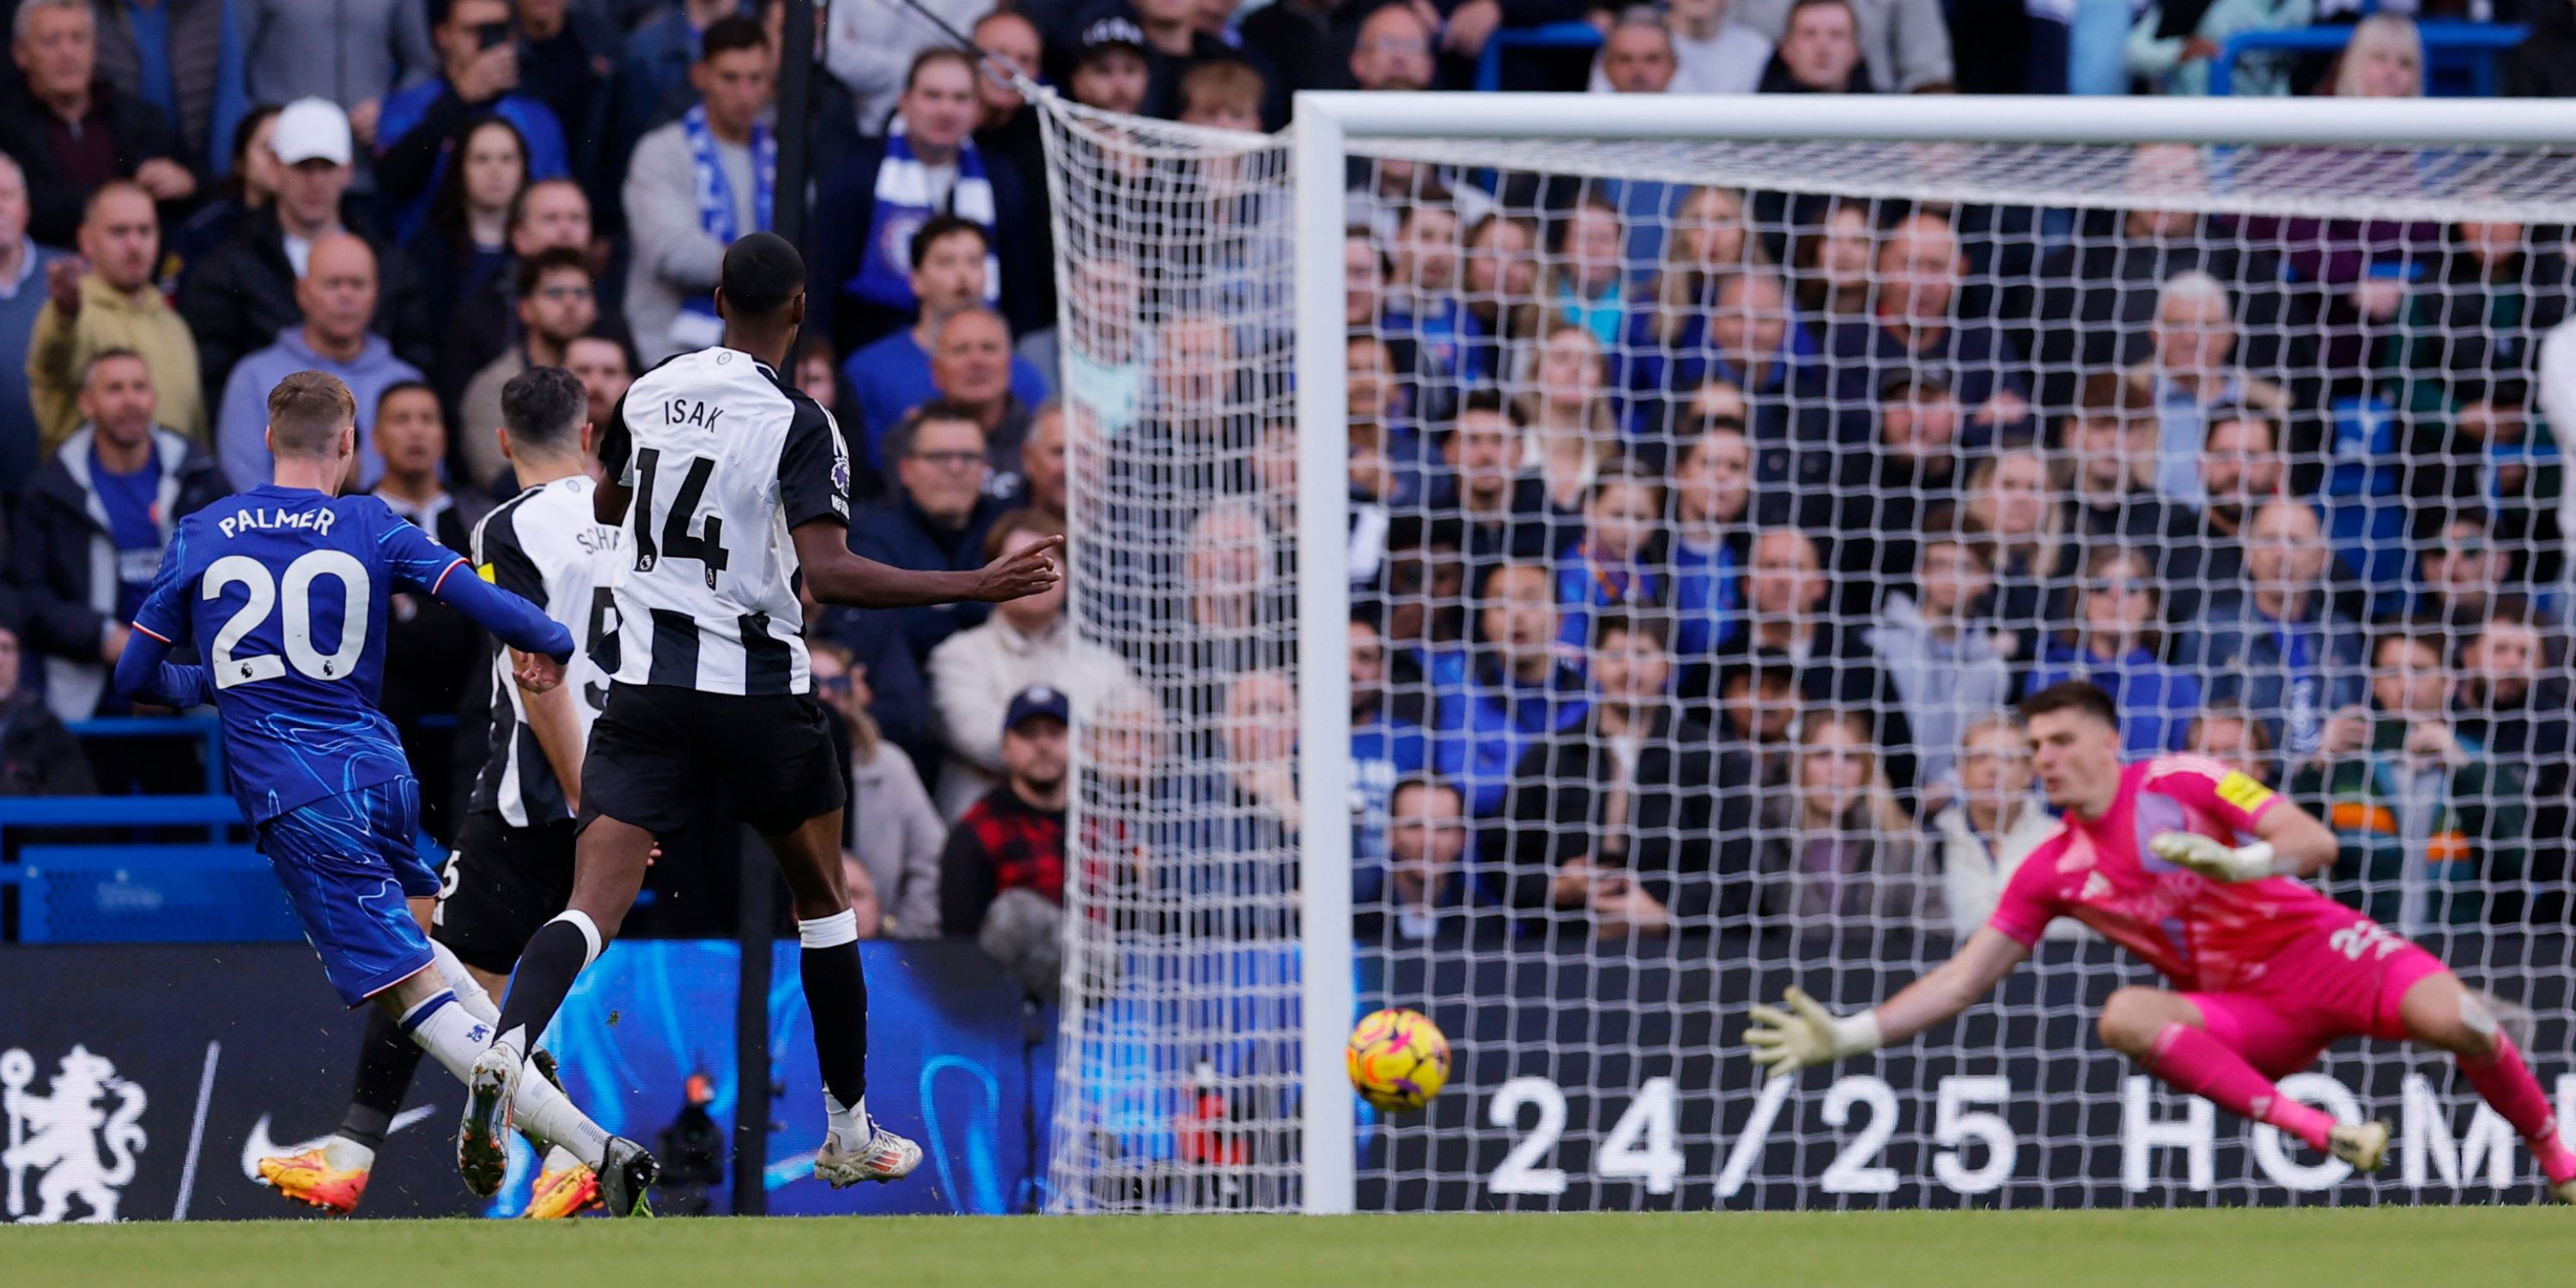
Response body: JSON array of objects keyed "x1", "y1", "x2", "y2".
[{"x1": 1346, "y1": 1007, "x2": 1451, "y2": 1113}]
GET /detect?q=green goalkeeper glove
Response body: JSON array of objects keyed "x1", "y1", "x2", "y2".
[
  {"x1": 1743, "y1": 987, "x2": 1882, "y2": 1080},
  {"x1": 2148, "y1": 831, "x2": 2280, "y2": 883}
]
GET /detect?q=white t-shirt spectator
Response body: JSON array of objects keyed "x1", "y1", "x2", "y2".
[{"x1": 1589, "y1": 22, "x2": 1773, "y2": 93}]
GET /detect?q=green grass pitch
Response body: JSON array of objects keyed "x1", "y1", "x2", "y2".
[{"x1": 9, "y1": 1209, "x2": 2570, "y2": 1288}]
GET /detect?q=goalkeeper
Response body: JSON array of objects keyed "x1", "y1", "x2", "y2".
[{"x1": 1747, "y1": 680, "x2": 2576, "y2": 1200}]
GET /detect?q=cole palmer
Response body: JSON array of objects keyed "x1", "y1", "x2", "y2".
[
  {"x1": 1746, "y1": 680, "x2": 2576, "y2": 1200},
  {"x1": 112, "y1": 370, "x2": 659, "y2": 1215}
]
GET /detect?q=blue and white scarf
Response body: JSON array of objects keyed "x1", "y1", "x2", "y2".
[
  {"x1": 847, "y1": 119, "x2": 999, "y2": 311},
  {"x1": 676, "y1": 104, "x2": 776, "y2": 348}
]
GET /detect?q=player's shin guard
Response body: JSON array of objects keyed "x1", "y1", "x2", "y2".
[
  {"x1": 2457, "y1": 1032, "x2": 2576, "y2": 1186},
  {"x1": 2146, "y1": 1022, "x2": 2336, "y2": 1153},
  {"x1": 342, "y1": 1004, "x2": 427, "y2": 1152},
  {"x1": 798, "y1": 910, "x2": 870, "y2": 1114},
  {"x1": 491, "y1": 910, "x2": 603, "y2": 1064}
]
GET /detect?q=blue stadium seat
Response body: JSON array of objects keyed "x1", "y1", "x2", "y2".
[{"x1": 9, "y1": 844, "x2": 301, "y2": 944}]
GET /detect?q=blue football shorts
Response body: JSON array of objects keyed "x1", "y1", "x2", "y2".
[{"x1": 255, "y1": 778, "x2": 440, "y2": 1006}]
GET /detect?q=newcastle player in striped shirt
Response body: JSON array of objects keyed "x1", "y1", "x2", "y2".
[
  {"x1": 469, "y1": 233, "x2": 1061, "y2": 1188},
  {"x1": 257, "y1": 368, "x2": 624, "y2": 1217}
]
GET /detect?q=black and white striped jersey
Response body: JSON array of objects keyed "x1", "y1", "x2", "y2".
[
  {"x1": 466, "y1": 474, "x2": 622, "y2": 827},
  {"x1": 598, "y1": 346, "x2": 851, "y2": 696}
]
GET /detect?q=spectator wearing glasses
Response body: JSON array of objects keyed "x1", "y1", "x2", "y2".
[
  {"x1": 453, "y1": 249, "x2": 598, "y2": 493},
  {"x1": 848, "y1": 400, "x2": 1009, "y2": 666},
  {"x1": 2028, "y1": 547, "x2": 2204, "y2": 756}
]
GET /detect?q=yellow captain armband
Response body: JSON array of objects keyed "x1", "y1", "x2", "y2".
[{"x1": 2215, "y1": 770, "x2": 2274, "y2": 814}]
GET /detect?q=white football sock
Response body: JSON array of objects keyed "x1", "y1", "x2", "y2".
[
  {"x1": 510, "y1": 1063, "x2": 609, "y2": 1167},
  {"x1": 397, "y1": 991, "x2": 608, "y2": 1167},
  {"x1": 824, "y1": 1091, "x2": 871, "y2": 1144},
  {"x1": 541, "y1": 1145, "x2": 582, "y2": 1175},
  {"x1": 429, "y1": 941, "x2": 501, "y2": 1025}
]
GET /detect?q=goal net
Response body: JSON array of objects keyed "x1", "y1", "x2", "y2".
[{"x1": 1037, "y1": 92, "x2": 2576, "y2": 1212}]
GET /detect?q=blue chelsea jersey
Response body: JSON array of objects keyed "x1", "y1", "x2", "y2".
[{"x1": 132, "y1": 486, "x2": 475, "y2": 823}]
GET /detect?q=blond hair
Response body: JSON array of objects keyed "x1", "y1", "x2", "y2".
[{"x1": 265, "y1": 370, "x2": 357, "y2": 459}]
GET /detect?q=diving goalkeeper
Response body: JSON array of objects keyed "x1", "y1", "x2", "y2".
[{"x1": 1746, "y1": 681, "x2": 2576, "y2": 1200}]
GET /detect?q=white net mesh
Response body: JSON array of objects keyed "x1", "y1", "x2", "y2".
[{"x1": 1041, "y1": 94, "x2": 2576, "y2": 1212}]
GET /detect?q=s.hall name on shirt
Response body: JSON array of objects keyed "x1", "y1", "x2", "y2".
[{"x1": 219, "y1": 507, "x2": 338, "y2": 538}]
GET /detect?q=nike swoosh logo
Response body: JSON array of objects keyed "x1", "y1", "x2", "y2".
[{"x1": 242, "y1": 1106, "x2": 440, "y2": 1182}]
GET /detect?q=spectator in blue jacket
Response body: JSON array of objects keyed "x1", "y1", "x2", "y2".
[
  {"x1": 2178, "y1": 499, "x2": 2367, "y2": 772},
  {"x1": 2029, "y1": 547, "x2": 2205, "y2": 756},
  {"x1": 846, "y1": 399, "x2": 1006, "y2": 665},
  {"x1": 843, "y1": 216, "x2": 1047, "y2": 470},
  {"x1": 1431, "y1": 556, "x2": 1590, "y2": 821},
  {"x1": 374, "y1": 0, "x2": 571, "y2": 241},
  {"x1": 9, "y1": 349, "x2": 226, "y2": 722}
]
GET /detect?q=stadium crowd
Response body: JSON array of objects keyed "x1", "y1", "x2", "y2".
[{"x1": 0, "y1": 0, "x2": 2569, "y2": 977}]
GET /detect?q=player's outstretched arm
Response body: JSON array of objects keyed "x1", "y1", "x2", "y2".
[
  {"x1": 1744, "y1": 928, "x2": 2031, "y2": 1078},
  {"x1": 791, "y1": 522, "x2": 1063, "y2": 609}
]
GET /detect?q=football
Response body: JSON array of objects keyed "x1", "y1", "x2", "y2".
[{"x1": 1346, "y1": 1007, "x2": 1451, "y2": 1113}]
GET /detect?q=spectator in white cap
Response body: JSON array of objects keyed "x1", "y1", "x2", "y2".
[{"x1": 179, "y1": 96, "x2": 429, "y2": 410}]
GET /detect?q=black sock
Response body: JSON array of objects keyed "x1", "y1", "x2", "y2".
[
  {"x1": 340, "y1": 1005, "x2": 425, "y2": 1149},
  {"x1": 800, "y1": 940, "x2": 870, "y2": 1108},
  {"x1": 492, "y1": 920, "x2": 591, "y2": 1056}
]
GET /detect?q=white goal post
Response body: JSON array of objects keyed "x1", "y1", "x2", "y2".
[{"x1": 1041, "y1": 89, "x2": 2576, "y2": 1216}]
